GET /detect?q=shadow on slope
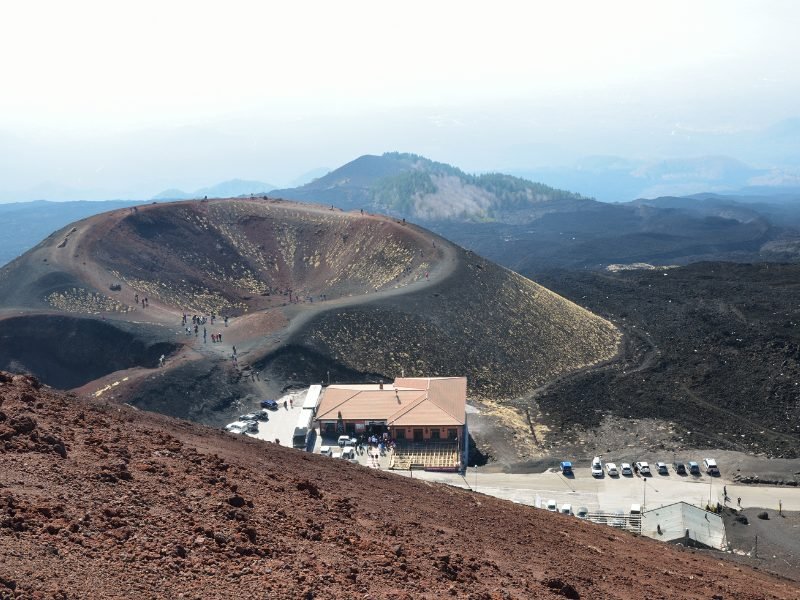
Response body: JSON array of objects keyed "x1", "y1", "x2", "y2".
[{"x1": 0, "y1": 315, "x2": 179, "y2": 389}]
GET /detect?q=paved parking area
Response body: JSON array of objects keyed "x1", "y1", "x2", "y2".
[
  {"x1": 244, "y1": 389, "x2": 308, "y2": 448},
  {"x1": 391, "y1": 467, "x2": 800, "y2": 513}
]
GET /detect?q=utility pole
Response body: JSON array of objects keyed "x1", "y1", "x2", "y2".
[
  {"x1": 643, "y1": 477, "x2": 647, "y2": 510},
  {"x1": 474, "y1": 465, "x2": 478, "y2": 492},
  {"x1": 709, "y1": 474, "x2": 713, "y2": 506}
]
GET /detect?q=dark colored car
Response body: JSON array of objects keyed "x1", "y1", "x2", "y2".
[
  {"x1": 260, "y1": 399, "x2": 279, "y2": 410},
  {"x1": 673, "y1": 462, "x2": 687, "y2": 475}
]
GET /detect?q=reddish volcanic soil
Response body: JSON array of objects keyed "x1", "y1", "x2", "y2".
[{"x1": 1, "y1": 372, "x2": 798, "y2": 599}]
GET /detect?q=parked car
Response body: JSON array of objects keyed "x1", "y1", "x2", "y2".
[
  {"x1": 319, "y1": 445, "x2": 333, "y2": 457},
  {"x1": 656, "y1": 461, "x2": 668, "y2": 475},
  {"x1": 591, "y1": 456, "x2": 604, "y2": 477},
  {"x1": 242, "y1": 420, "x2": 258, "y2": 433},
  {"x1": 703, "y1": 458, "x2": 720, "y2": 476},
  {"x1": 341, "y1": 446, "x2": 356, "y2": 460},
  {"x1": 576, "y1": 507, "x2": 589, "y2": 520},
  {"x1": 256, "y1": 409, "x2": 270, "y2": 421},
  {"x1": 239, "y1": 413, "x2": 258, "y2": 422},
  {"x1": 546, "y1": 499, "x2": 558, "y2": 512},
  {"x1": 260, "y1": 399, "x2": 279, "y2": 410},
  {"x1": 606, "y1": 462, "x2": 619, "y2": 477},
  {"x1": 560, "y1": 504, "x2": 573, "y2": 516},
  {"x1": 225, "y1": 422, "x2": 247, "y2": 434},
  {"x1": 687, "y1": 461, "x2": 701, "y2": 475},
  {"x1": 337, "y1": 435, "x2": 351, "y2": 447},
  {"x1": 560, "y1": 461, "x2": 573, "y2": 476},
  {"x1": 673, "y1": 461, "x2": 687, "y2": 475},
  {"x1": 630, "y1": 504, "x2": 642, "y2": 518},
  {"x1": 620, "y1": 463, "x2": 633, "y2": 476},
  {"x1": 635, "y1": 461, "x2": 652, "y2": 476}
]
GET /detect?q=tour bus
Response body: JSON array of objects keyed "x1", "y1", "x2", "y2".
[{"x1": 292, "y1": 409, "x2": 314, "y2": 449}]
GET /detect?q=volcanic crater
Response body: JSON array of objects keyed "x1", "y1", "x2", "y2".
[{"x1": 0, "y1": 198, "x2": 620, "y2": 427}]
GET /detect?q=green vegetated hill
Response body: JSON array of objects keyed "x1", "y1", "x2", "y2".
[
  {"x1": 271, "y1": 152, "x2": 590, "y2": 223},
  {"x1": 272, "y1": 153, "x2": 800, "y2": 270}
]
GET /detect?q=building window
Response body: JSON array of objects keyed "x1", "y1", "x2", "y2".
[
  {"x1": 395, "y1": 429, "x2": 405, "y2": 440},
  {"x1": 413, "y1": 429, "x2": 424, "y2": 442},
  {"x1": 448, "y1": 428, "x2": 458, "y2": 441},
  {"x1": 431, "y1": 429, "x2": 441, "y2": 441}
]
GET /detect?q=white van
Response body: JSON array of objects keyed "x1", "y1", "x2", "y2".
[
  {"x1": 341, "y1": 446, "x2": 356, "y2": 460},
  {"x1": 591, "y1": 456, "x2": 603, "y2": 477},
  {"x1": 630, "y1": 503, "x2": 642, "y2": 517},
  {"x1": 703, "y1": 458, "x2": 719, "y2": 476},
  {"x1": 560, "y1": 504, "x2": 573, "y2": 516}
]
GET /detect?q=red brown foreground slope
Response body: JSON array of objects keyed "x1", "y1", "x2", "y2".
[{"x1": 1, "y1": 373, "x2": 796, "y2": 600}]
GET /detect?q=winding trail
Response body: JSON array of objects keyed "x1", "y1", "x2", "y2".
[{"x1": 1, "y1": 201, "x2": 459, "y2": 396}]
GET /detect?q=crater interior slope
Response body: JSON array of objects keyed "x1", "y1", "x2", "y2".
[{"x1": 0, "y1": 198, "x2": 620, "y2": 424}]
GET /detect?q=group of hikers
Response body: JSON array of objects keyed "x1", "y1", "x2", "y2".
[{"x1": 178, "y1": 311, "x2": 229, "y2": 344}]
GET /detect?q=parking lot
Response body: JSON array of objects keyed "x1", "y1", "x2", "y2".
[
  {"x1": 239, "y1": 389, "x2": 308, "y2": 448},
  {"x1": 391, "y1": 466, "x2": 800, "y2": 514}
]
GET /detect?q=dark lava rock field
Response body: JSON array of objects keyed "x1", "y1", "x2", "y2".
[{"x1": 532, "y1": 262, "x2": 800, "y2": 458}]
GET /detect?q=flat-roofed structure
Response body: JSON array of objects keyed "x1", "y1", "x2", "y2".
[
  {"x1": 315, "y1": 376, "x2": 468, "y2": 470},
  {"x1": 641, "y1": 502, "x2": 726, "y2": 550}
]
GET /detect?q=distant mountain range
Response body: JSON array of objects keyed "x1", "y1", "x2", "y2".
[
  {"x1": 3, "y1": 153, "x2": 800, "y2": 272},
  {"x1": 509, "y1": 155, "x2": 800, "y2": 203},
  {"x1": 152, "y1": 179, "x2": 278, "y2": 201}
]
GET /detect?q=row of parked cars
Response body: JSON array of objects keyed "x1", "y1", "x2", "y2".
[
  {"x1": 224, "y1": 400, "x2": 280, "y2": 435},
  {"x1": 560, "y1": 457, "x2": 720, "y2": 477},
  {"x1": 545, "y1": 500, "x2": 590, "y2": 519}
]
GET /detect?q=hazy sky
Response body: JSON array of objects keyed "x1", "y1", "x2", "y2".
[{"x1": 1, "y1": 1, "x2": 799, "y2": 200}]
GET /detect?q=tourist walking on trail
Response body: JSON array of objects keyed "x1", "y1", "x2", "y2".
[
  {"x1": 203, "y1": 327, "x2": 207, "y2": 343},
  {"x1": 158, "y1": 354, "x2": 165, "y2": 368},
  {"x1": 232, "y1": 346, "x2": 237, "y2": 357}
]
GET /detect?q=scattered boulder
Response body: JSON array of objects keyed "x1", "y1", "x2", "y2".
[
  {"x1": 296, "y1": 480, "x2": 322, "y2": 499},
  {"x1": 227, "y1": 495, "x2": 246, "y2": 508},
  {"x1": 10, "y1": 415, "x2": 37, "y2": 434},
  {"x1": 544, "y1": 578, "x2": 581, "y2": 599}
]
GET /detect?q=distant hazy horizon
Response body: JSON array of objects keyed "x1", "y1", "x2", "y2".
[{"x1": 2, "y1": 1, "x2": 799, "y2": 203}]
